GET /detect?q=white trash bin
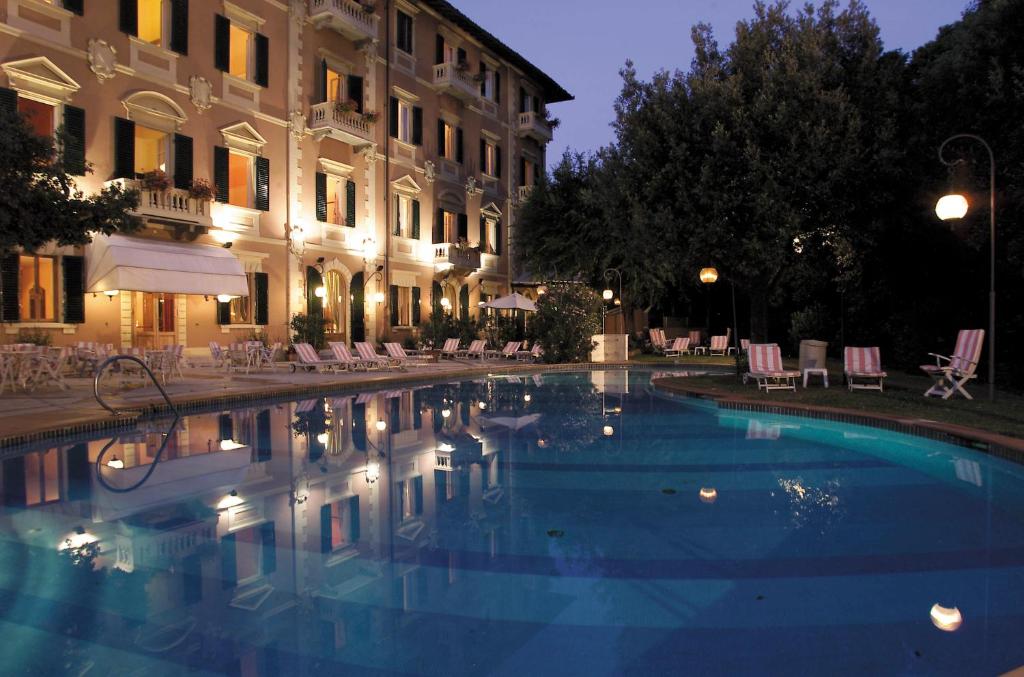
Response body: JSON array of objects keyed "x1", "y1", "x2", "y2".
[{"x1": 799, "y1": 340, "x2": 829, "y2": 371}]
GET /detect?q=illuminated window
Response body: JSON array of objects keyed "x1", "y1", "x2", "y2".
[
  {"x1": 137, "y1": 0, "x2": 164, "y2": 45},
  {"x1": 325, "y1": 66, "x2": 342, "y2": 102},
  {"x1": 397, "y1": 100, "x2": 412, "y2": 143},
  {"x1": 228, "y1": 151, "x2": 252, "y2": 208},
  {"x1": 326, "y1": 175, "x2": 343, "y2": 225},
  {"x1": 322, "y1": 270, "x2": 345, "y2": 334},
  {"x1": 443, "y1": 211, "x2": 457, "y2": 242},
  {"x1": 229, "y1": 24, "x2": 250, "y2": 79},
  {"x1": 134, "y1": 124, "x2": 169, "y2": 175},
  {"x1": 328, "y1": 499, "x2": 355, "y2": 551},
  {"x1": 229, "y1": 273, "x2": 255, "y2": 324},
  {"x1": 483, "y1": 141, "x2": 497, "y2": 176},
  {"x1": 482, "y1": 217, "x2": 498, "y2": 254},
  {"x1": 441, "y1": 121, "x2": 455, "y2": 159},
  {"x1": 19, "y1": 255, "x2": 55, "y2": 321},
  {"x1": 17, "y1": 98, "x2": 55, "y2": 139}
]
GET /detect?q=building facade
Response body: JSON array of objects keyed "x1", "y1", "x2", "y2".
[{"x1": 0, "y1": 0, "x2": 570, "y2": 352}]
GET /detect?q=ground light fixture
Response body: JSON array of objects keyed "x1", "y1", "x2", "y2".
[
  {"x1": 930, "y1": 604, "x2": 963, "y2": 632},
  {"x1": 699, "y1": 487, "x2": 718, "y2": 503}
]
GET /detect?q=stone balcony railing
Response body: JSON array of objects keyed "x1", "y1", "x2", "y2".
[
  {"x1": 308, "y1": 101, "x2": 375, "y2": 148},
  {"x1": 517, "y1": 185, "x2": 535, "y2": 204},
  {"x1": 432, "y1": 62, "x2": 480, "y2": 103},
  {"x1": 309, "y1": 0, "x2": 379, "y2": 41},
  {"x1": 123, "y1": 180, "x2": 213, "y2": 227},
  {"x1": 433, "y1": 242, "x2": 481, "y2": 273},
  {"x1": 517, "y1": 111, "x2": 553, "y2": 144}
]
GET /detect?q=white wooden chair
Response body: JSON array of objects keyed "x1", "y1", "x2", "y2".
[
  {"x1": 844, "y1": 346, "x2": 887, "y2": 392},
  {"x1": 920, "y1": 329, "x2": 985, "y2": 400}
]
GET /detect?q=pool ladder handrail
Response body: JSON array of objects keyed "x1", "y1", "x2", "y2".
[{"x1": 93, "y1": 354, "x2": 179, "y2": 417}]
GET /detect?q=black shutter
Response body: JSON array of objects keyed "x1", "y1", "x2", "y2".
[
  {"x1": 307, "y1": 266, "x2": 323, "y2": 316},
  {"x1": 173, "y1": 134, "x2": 193, "y2": 189},
  {"x1": 534, "y1": 97, "x2": 541, "y2": 114},
  {"x1": 413, "y1": 476, "x2": 424, "y2": 514},
  {"x1": 1, "y1": 254, "x2": 19, "y2": 322},
  {"x1": 437, "y1": 119, "x2": 445, "y2": 158},
  {"x1": 0, "y1": 87, "x2": 16, "y2": 115},
  {"x1": 319, "y1": 59, "x2": 328, "y2": 102},
  {"x1": 479, "y1": 138, "x2": 486, "y2": 169},
  {"x1": 519, "y1": 157, "x2": 526, "y2": 187},
  {"x1": 260, "y1": 522, "x2": 276, "y2": 574},
  {"x1": 495, "y1": 71, "x2": 501, "y2": 103},
  {"x1": 315, "y1": 171, "x2": 327, "y2": 222},
  {"x1": 411, "y1": 199, "x2": 420, "y2": 239},
  {"x1": 480, "y1": 216, "x2": 488, "y2": 252},
  {"x1": 218, "y1": 413, "x2": 234, "y2": 442},
  {"x1": 392, "y1": 195, "x2": 401, "y2": 236},
  {"x1": 170, "y1": 0, "x2": 189, "y2": 55},
  {"x1": 320, "y1": 504, "x2": 333, "y2": 553},
  {"x1": 494, "y1": 219, "x2": 502, "y2": 255},
  {"x1": 413, "y1": 391, "x2": 422, "y2": 430},
  {"x1": 350, "y1": 272, "x2": 364, "y2": 342},
  {"x1": 182, "y1": 554, "x2": 202, "y2": 603},
  {"x1": 389, "y1": 397, "x2": 400, "y2": 431},
  {"x1": 63, "y1": 105, "x2": 86, "y2": 176},
  {"x1": 496, "y1": 146, "x2": 502, "y2": 178},
  {"x1": 63, "y1": 0, "x2": 84, "y2": 15},
  {"x1": 434, "y1": 208, "x2": 444, "y2": 243},
  {"x1": 459, "y1": 285, "x2": 469, "y2": 318},
  {"x1": 214, "y1": 14, "x2": 230, "y2": 72},
  {"x1": 217, "y1": 300, "x2": 231, "y2": 324},
  {"x1": 347, "y1": 75, "x2": 364, "y2": 112},
  {"x1": 520, "y1": 87, "x2": 527, "y2": 113},
  {"x1": 62, "y1": 256, "x2": 85, "y2": 324},
  {"x1": 345, "y1": 179, "x2": 356, "y2": 227},
  {"x1": 389, "y1": 285, "x2": 399, "y2": 326},
  {"x1": 455, "y1": 127, "x2": 463, "y2": 163},
  {"x1": 119, "y1": 0, "x2": 137, "y2": 35},
  {"x1": 412, "y1": 287, "x2": 421, "y2": 324},
  {"x1": 457, "y1": 213, "x2": 468, "y2": 241},
  {"x1": 254, "y1": 33, "x2": 269, "y2": 87},
  {"x1": 213, "y1": 146, "x2": 229, "y2": 202},
  {"x1": 254, "y1": 272, "x2": 269, "y2": 325},
  {"x1": 220, "y1": 533, "x2": 236, "y2": 588},
  {"x1": 412, "y1": 106, "x2": 423, "y2": 146},
  {"x1": 349, "y1": 496, "x2": 360, "y2": 542},
  {"x1": 431, "y1": 281, "x2": 442, "y2": 313},
  {"x1": 388, "y1": 97, "x2": 399, "y2": 138},
  {"x1": 255, "y1": 156, "x2": 270, "y2": 211},
  {"x1": 66, "y1": 444, "x2": 90, "y2": 501},
  {"x1": 435, "y1": 34, "x2": 444, "y2": 65},
  {"x1": 255, "y1": 409, "x2": 272, "y2": 461},
  {"x1": 113, "y1": 117, "x2": 135, "y2": 179},
  {"x1": 352, "y1": 401, "x2": 366, "y2": 451},
  {"x1": 457, "y1": 47, "x2": 466, "y2": 66},
  {"x1": 480, "y1": 62, "x2": 486, "y2": 96}
]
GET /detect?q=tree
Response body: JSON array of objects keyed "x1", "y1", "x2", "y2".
[
  {"x1": 531, "y1": 282, "x2": 602, "y2": 363},
  {"x1": 0, "y1": 105, "x2": 141, "y2": 253}
]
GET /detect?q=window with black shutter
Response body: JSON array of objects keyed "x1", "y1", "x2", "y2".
[
  {"x1": 170, "y1": 0, "x2": 189, "y2": 55},
  {"x1": 214, "y1": 14, "x2": 230, "y2": 72},
  {"x1": 62, "y1": 256, "x2": 85, "y2": 324},
  {"x1": 431, "y1": 281, "x2": 443, "y2": 314},
  {"x1": 411, "y1": 199, "x2": 420, "y2": 239},
  {"x1": 479, "y1": 138, "x2": 486, "y2": 168},
  {"x1": 412, "y1": 287, "x2": 421, "y2": 325},
  {"x1": 350, "y1": 272, "x2": 364, "y2": 342},
  {"x1": 456, "y1": 47, "x2": 466, "y2": 66},
  {"x1": 307, "y1": 266, "x2": 323, "y2": 316},
  {"x1": 260, "y1": 522, "x2": 276, "y2": 574},
  {"x1": 255, "y1": 409, "x2": 272, "y2": 461},
  {"x1": 396, "y1": 11, "x2": 413, "y2": 54},
  {"x1": 63, "y1": 0, "x2": 84, "y2": 15},
  {"x1": 345, "y1": 180, "x2": 356, "y2": 227},
  {"x1": 494, "y1": 219, "x2": 502, "y2": 255},
  {"x1": 412, "y1": 106, "x2": 423, "y2": 146},
  {"x1": 254, "y1": 156, "x2": 269, "y2": 211},
  {"x1": 220, "y1": 532, "x2": 236, "y2": 588},
  {"x1": 457, "y1": 213, "x2": 468, "y2": 241},
  {"x1": 213, "y1": 146, "x2": 229, "y2": 202},
  {"x1": 1, "y1": 254, "x2": 19, "y2": 322},
  {"x1": 63, "y1": 105, "x2": 86, "y2": 176},
  {"x1": 495, "y1": 71, "x2": 501, "y2": 103},
  {"x1": 254, "y1": 272, "x2": 268, "y2": 325},
  {"x1": 119, "y1": 0, "x2": 138, "y2": 36},
  {"x1": 113, "y1": 117, "x2": 135, "y2": 179},
  {"x1": 459, "y1": 286, "x2": 469, "y2": 319},
  {"x1": 455, "y1": 127, "x2": 463, "y2": 163},
  {"x1": 315, "y1": 171, "x2": 327, "y2": 222},
  {"x1": 389, "y1": 285, "x2": 399, "y2": 326},
  {"x1": 433, "y1": 208, "x2": 444, "y2": 243},
  {"x1": 173, "y1": 134, "x2": 193, "y2": 190},
  {"x1": 437, "y1": 119, "x2": 445, "y2": 158},
  {"x1": 217, "y1": 299, "x2": 231, "y2": 324},
  {"x1": 496, "y1": 146, "x2": 502, "y2": 178},
  {"x1": 347, "y1": 75, "x2": 363, "y2": 112},
  {"x1": 0, "y1": 87, "x2": 17, "y2": 115},
  {"x1": 388, "y1": 97, "x2": 398, "y2": 138},
  {"x1": 435, "y1": 35, "x2": 444, "y2": 65},
  {"x1": 254, "y1": 33, "x2": 269, "y2": 87}
]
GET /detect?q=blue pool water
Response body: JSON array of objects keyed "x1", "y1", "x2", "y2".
[{"x1": 1, "y1": 369, "x2": 1023, "y2": 675}]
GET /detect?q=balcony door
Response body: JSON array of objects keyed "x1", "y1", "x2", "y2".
[{"x1": 132, "y1": 291, "x2": 177, "y2": 349}]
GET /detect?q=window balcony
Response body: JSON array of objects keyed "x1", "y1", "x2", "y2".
[
  {"x1": 517, "y1": 111, "x2": 553, "y2": 144},
  {"x1": 309, "y1": 0, "x2": 379, "y2": 42},
  {"x1": 308, "y1": 101, "x2": 375, "y2": 148},
  {"x1": 433, "y1": 242, "x2": 481, "y2": 274},
  {"x1": 115, "y1": 179, "x2": 213, "y2": 228},
  {"x1": 432, "y1": 63, "x2": 480, "y2": 103}
]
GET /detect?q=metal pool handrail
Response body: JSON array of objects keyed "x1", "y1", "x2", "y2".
[
  {"x1": 93, "y1": 354, "x2": 179, "y2": 417},
  {"x1": 94, "y1": 414, "x2": 180, "y2": 494}
]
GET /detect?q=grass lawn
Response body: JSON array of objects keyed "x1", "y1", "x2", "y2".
[{"x1": 635, "y1": 354, "x2": 1024, "y2": 440}]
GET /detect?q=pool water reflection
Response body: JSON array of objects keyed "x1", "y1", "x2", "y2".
[{"x1": 1, "y1": 370, "x2": 1023, "y2": 675}]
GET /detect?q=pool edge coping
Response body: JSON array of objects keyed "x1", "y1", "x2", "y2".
[{"x1": 651, "y1": 377, "x2": 1024, "y2": 464}]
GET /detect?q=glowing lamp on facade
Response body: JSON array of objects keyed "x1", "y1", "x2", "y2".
[
  {"x1": 219, "y1": 439, "x2": 245, "y2": 451},
  {"x1": 935, "y1": 194, "x2": 969, "y2": 221},
  {"x1": 59, "y1": 526, "x2": 98, "y2": 552},
  {"x1": 316, "y1": 432, "x2": 330, "y2": 445},
  {"x1": 210, "y1": 229, "x2": 239, "y2": 245},
  {"x1": 103, "y1": 290, "x2": 120, "y2": 299},
  {"x1": 602, "y1": 289, "x2": 614, "y2": 301},
  {"x1": 314, "y1": 286, "x2": 327, "y2": 299},
  {"x1": 699, "y1": 268, "x2": 719, "y2": 285},
  {"x1": 362, "y1": 237, "x2": 376, "y2": 260},
  {"x1": 375, "y1": 419, "x2": 387, "y2": 432},
  {"x1": 217, "y1": 490, "x2": 243, "y2": 510},
  {"x1": 699, "y1": 487, "x2": 718, "y2": 503},
  {"x1": 441, "y1": 408, "x2": 451, "y2": 419},
  {"x1": 216, "y1": 294, "x2": 234, "y2": 304},
  {"x1": 440, "y1": 297, "x2": 451, "y2": 310},
  {"x1": 524, "y1": 394, "x2": 532, "y2": 403},
  {"x1": 365, "y1": 461, "x2": 381, "y2": 484},
  {"x1": 373, "y1": 291, "x2": 386, "y2": 304},
  {"x1": 930, "y1": 604, "x2": 963, "y2": 632}
]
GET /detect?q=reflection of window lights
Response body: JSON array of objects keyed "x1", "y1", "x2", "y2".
[
  {"x1": 329, "y1": 500, "x2": 353, "y2": 551},
  {"x1": 397, "y1": 99, "x2": 412, "y2": 143}
]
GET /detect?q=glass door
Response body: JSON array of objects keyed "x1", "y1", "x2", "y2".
[{"x1": 132, "y1": 292, "x2": 176, "y2": 349}]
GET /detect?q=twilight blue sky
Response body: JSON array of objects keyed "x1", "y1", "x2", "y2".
[{"x1": 461, "y1": 0, "x2": 970, "y2": 165}]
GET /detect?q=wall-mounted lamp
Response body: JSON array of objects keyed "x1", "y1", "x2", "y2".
[
  {"x1": 103, "y1": 290, "x2": 120, "y2": 301},
  {"x1": 216, "y1": 294, "x2": 234, "y2": 304}
]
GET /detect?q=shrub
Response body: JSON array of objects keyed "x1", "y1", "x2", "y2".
[
  {"x1": 419, "y1": 307, "x2": 479, "y2": 349},
  {"x1": 16, "y1": 328, "x2": 52, "y2": 346},
  {"x1": 290, "y1": 313, "x2": 326, "y2": 350},
  {"x1": 532, "y1": 282, "x2": 602, "y2": 363}
]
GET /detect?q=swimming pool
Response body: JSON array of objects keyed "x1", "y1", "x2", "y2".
[{"x1": 1, "y1": 369, "x2": 1022, "y2": 675}]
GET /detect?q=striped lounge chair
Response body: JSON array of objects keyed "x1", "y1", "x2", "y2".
[
  {"x1": 920, "y1": 329, "x2": 985, "y2": 400},
  {"x1": 709, "y1": 335, "x2": 730, "y2": 356},
  {"x1": 457, "y1": 340, "x2": 487, "y2": 359},
  {"x1": 745, "y1": 344, "x2": 800, "y2": 392},
  {"x1": 355, "y1": 342, "x2": 404, "y2": 371},
  {"x1": 664, "y1": 337, "x2": 690, "y2": 357},
  {"x1": 294, "y1": 343, "x2": 343, "y2": 373},
  {"x1": 440, "y1": 338, "x2": 461, "y2": 359},
  {"x1": 844, "y1": 346, "x2": 887, "y2": 392}
]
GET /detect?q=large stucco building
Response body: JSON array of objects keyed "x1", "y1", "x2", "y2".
[{"x1": 0, "y1": 0, "x2": 570, "y2": 352}]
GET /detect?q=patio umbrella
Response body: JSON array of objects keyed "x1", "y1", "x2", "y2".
[
  {"x1": 483, "y1": 292, "x2": 537, "y2": 312},
  {"x1": 481, "y1": 413, "x2": 541, "y2": 431}
]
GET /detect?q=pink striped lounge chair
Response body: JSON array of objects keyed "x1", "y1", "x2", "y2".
[
  {"x1": 920, "y1": 329, "x2": 985, "y2": 400},
  {"x1": 745, "y1": 343, "x2": 800, "y2": 392},
  {"x1": 844, "y1": 346, "x2": 887, "y2": 392}
]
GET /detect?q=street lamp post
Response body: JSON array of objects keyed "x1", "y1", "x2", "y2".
[
  {"x1": 699, "y1": 267, "x2": 742, "y2": 378},
  {"x1": 602, "y1": 268, "x2": 623, "y2": 334},
  {"x1": 936, "y1": 134, "x2": 996, "y2": 401}
]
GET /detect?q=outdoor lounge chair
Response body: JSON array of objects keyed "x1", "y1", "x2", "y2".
[
  {"x1": 920, "y1": 329, "x2": 985, "y2": 400},
  {"x1": 355, "y1": 342, "x2": 404, "y2": 371},
  {"x1": 486, "y1": 341, "x2": 522, "y2": 360},
  {"x1": 664, "y1": 337, "x2": 691, "y2": 357},
  {"x1": 844, "y1": 346, "x2": 887, "y2": 392},
  {"x1": 329, "y1": 342, "x2": 375, "y2": 371},
  {"x1": 457, "y1": 340, "x2": 487, "y2": 359},
  {"x1": 384, "y1": 342, "x2": 433, "y2": 366},
  {"x1": 516, "y1": 343, "x2": 544, "y2": 362},
  {"x1": 709, "y1": 335, "x2": 730, "y2": 356},
  {"x1": 440, "y1": 338, "x2": 461, "y2": 359},
  {"x1": 740, "y1": 339, "x2": 750, "y2": 353},
  {"x1": 294, "y1": 343, "x2": 343, "y2": 373},
  {"x1": 745, "y1": 343, "x2": 800, "y2": 392},
  {"x1": 650, "y1": 328, "x2": 669, "y2": 354}
]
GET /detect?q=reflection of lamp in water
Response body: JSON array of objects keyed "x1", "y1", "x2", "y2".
[
  {"x1": 930, "y1": 604, "x2": 963, "y2": 632},
  {"x1": 316, "y1": 432, "x2": 329, "y2": 445},
  {"x1": 478, "y1": 402, "x2": 487, "y2": 410},
  {"x1": 524, "y1": 394, "x2": 532, "y2": 403},
  {"x1": 365, "y1": 461, "x2": 381, "y2": 484},
  {"x1": 106, "y1": 455, "x2": 124, "y2": 469},
  {"x1": 441, "y1": 408, "x2": 451, "y2": 419},
  {"x1": 59, "y1": 526, "x2": 98, "y2": 551},
  {"x1": 217, "y1": 490, "x2": 243, "y2": 510},
  {"x1": 537, "y1": 438, "x2": 548, "y2": 448},
  {"x1": 699, "y1": 487, "x2": 718, "y2": 503},
  {"x1": 603, "y1": 425, "x2": 614, "y2": 437}
]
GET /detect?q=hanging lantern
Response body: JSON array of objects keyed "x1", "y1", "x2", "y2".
[
  {"x1": 365, "y1": 461, "x2": 381, "y2": 484},
  {"x1": 602, "y1": 289, "x2": 614, "y2": 301},
  {"x1": 375, "y1": 419, "x2": 387, "y2": 432},
  {"x1": 699, "y1": 268, "x2": 719, "y2": 284},
  {"x1": 935, "y1": 194, "x2": 969, "y2": 221}
]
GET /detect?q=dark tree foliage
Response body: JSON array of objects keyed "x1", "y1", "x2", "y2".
[{"x1": 0, "y1": 106, "x2": 141, "y2": 253}]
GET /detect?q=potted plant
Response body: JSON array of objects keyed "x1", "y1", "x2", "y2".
[
  {"x1": 140, "y1": 169, "x2": 171, "y2": 192},
  {"x1": 361, "y1": 110, "x2": 380, "y2": 124},
  {"x1": 334, "y1": 99, "x2": 359, "y2": 115},
  {"x1": 359, "y1": 1, "x2": 376, "y2": 13},
  {"x1": 188, "y1": 178, "x2": 216, "y2": 201}
]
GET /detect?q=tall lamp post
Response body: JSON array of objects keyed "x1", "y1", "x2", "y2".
[
  {"x1": 602, "y1": 268, "x2": 623, "y2": 334},
  {"x1": 936, "y1": 134, "x2": 996, "y2": 401},
  {"x1": 699, "y1": 267, "x2": 742, "y2": 377}
]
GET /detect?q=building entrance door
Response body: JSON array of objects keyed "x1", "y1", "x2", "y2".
[{"x1": 132, "y1": 292, "x2": 176, "y2": 349}]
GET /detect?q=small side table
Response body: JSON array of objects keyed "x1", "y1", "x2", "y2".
[
  {"x1": 693, "y1": 346, "x2": 708, "y2": 355},
  {"x1": 803, "y1": 368, "x2": 829, "y2": 388}
]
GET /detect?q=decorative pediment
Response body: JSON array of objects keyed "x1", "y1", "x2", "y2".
[
  {"x1": 219, "y1": 121, "x2": 267, "y2": 155},
  {"x1": 480, "y1": 202, "x2": 502, "y2": 218},
  {"x1": 123, "y1": 91, "x2": 187, "y2": 131},
  {"x1": 391, "y1": 174, "x2": 422, "y2": 195},
  {"x1": 437, "y1": 189, "x2": 464, "y2": 210},
  {"x1": 319, "y1": 158, "x2": 354, "y2": 177},
  {"x1": 2, "y1": 57, "x2": 80, "y2": 102}
]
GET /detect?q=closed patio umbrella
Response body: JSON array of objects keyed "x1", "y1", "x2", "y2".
[{"x1": 483, "y1": 292, "x2": 537, "y2": 312}]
